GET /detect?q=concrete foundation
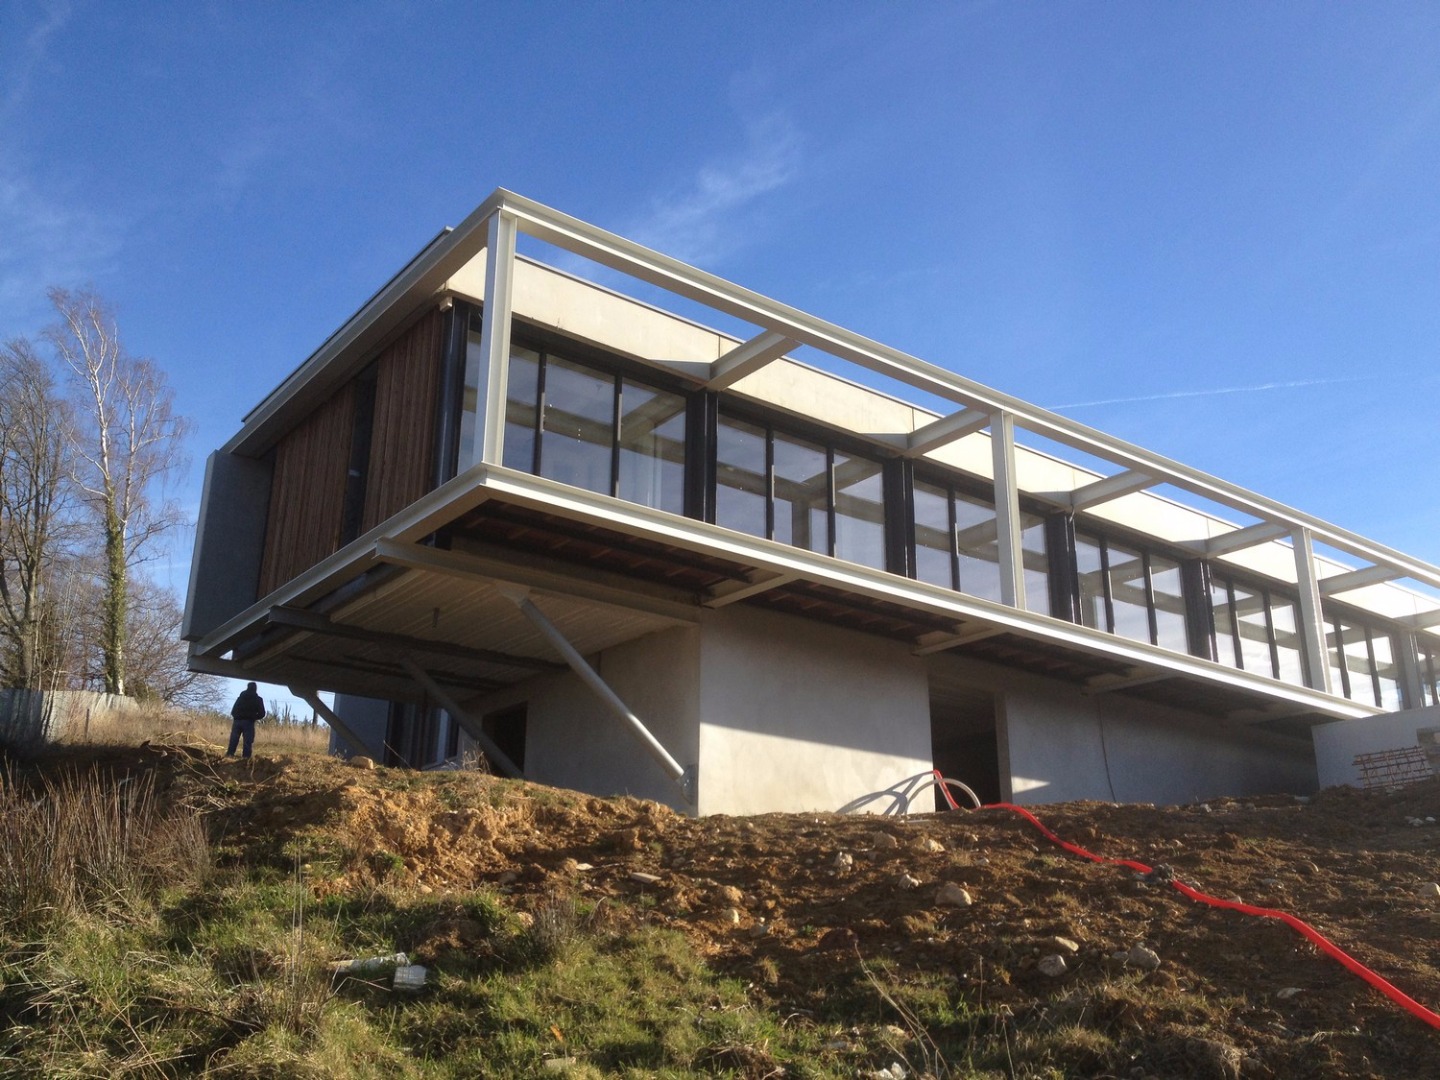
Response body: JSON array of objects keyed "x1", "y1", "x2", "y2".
[{"x1": 1311, "y1": 705, "x2": 1440, "y2": 788}]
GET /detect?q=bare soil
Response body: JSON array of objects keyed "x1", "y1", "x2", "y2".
[{"x1": 17, "y1": 742, "x2": 1440, "y2": 1078}]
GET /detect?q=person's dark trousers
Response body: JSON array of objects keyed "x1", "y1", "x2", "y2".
[{"x1": 226, "y1": 717, "x2": 256, "y2": 758}]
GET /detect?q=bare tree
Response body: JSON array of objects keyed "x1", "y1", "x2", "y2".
[
  {"x1": 44, "y1": 288, "x2": 191, "y2": 696},
  {"x1": 123, "y1": 577, "x2": 222, "y2": 709},
  {"x1": 0, "y1": 338, "x2": 75, "y2": 688}
]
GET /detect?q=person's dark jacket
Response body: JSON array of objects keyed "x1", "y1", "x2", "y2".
[{"x1": 231, "y1": 689, "x2": 265, "y2": 723}]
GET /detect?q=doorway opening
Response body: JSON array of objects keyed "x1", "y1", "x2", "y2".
[{"x1": 929, "y1": 686, "x2": 1000, "y2": 810}]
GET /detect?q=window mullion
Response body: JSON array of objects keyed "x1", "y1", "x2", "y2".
[
  {"x1": 1099, "y1": 539, "x2": 1115, "y2": 634},
  {"x1": 609, "y1": 373, "x2": 622, "y2": 498},
  {"x1": 826, "y1": 446, "x2": 837, "y2": 557},
  {"x1": 532, "y1": 353, "x2": 547, "y2": 475},
  {"x1": 1142, "y1": 553, "x2": 1159, "y2": 646},
  {"x1": 764, "y1": 427, "x2": 776, "y2": 542}
]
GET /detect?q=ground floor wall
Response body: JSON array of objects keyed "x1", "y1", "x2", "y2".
[
  {"x1": 693, "y1": 606, "x2": 933, "y2": 816},
  {"x1": 332, "y1": 602, "x2": 1321, "y2": 814},
  {"x1": 1311, "y1": 705, "x2": 1440, "y2": 788},
  {"x1": 927, "y1": 652, "x2": 1318, "y2": 806}
]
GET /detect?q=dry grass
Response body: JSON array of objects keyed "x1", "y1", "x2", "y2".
[
  {"x1": 0, "y1": 765, "x2": 210, "y2": 935},
  {"x1": 58, "y1": 703, "x2": 331, "y2": 755}
]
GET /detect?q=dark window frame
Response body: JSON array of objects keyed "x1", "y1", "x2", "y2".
[{"x1": 1074, "y1": 529, "x2": 1194, "y2": 653}]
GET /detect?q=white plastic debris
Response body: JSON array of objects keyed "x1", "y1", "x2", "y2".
[
  {"x1": 392, "y1": 964, "x2": 428, "y2": 992},
  {"x1": 331, "y1": 952, "x2": 408, "y2": 976}
]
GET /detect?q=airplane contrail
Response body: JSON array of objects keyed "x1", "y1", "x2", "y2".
[{"x1": 1047, "y1": 375, "x2": 1376, "y2": 412}]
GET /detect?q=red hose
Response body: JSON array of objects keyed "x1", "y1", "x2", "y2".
[{"x1": 981, "y1": 801, "x2": 1440, "y2": 1030}]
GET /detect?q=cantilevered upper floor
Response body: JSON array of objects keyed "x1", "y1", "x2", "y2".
[{"x1": 185, "y1": 190, "x2": 1440, "y2": 736}]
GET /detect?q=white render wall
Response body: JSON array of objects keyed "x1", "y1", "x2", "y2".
[
  {"x1": 694, "y1": 606, "x2": 934, "y2": 816},
  {"x1": 1311, "y1": 705, "x2": 1440, "y2": 789},
  {"x1": 521, "y1": 625, "x2": 702, "y2": 812},
  {"x1": 927, "y1": 652, "x2": 1317, "y2": 806}
]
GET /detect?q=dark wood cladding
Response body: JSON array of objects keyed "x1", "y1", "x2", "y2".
[
  {"x1": 257, "y1": 383, "x2": 356, "y2": 597},
  {"x1": 256, "y1": 309, "x2": 446, "y2": 599},
  {"x1": 362, "y1": 309, "x2": 444, "y2": 532}
]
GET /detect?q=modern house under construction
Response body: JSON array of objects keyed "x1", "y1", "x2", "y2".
[{"x1": 184, "y1": 189, "x2": 1440, "y2": 815}]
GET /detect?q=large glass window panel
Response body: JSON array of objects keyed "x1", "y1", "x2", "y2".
[
  {"x1": 502, "y1": 348, "x2": 541, "y2": 473},
  {"x1": 1212, "y1": 580, "x2": 1240, "y2": 668},
  {"x1": 1150, "y1": 556, "x2": 1189, "y2": 652},
  {"x1": 1372, "y1": 632, "x2": 1402, "y2": 710},
  {"x1": 1271, "y1": 598, "x2": 1305, "y2": 686},
  {"x1": 1234, "y1": 584, "x2": 1274, "y2": 676},
  {"x1": 1076, "y1": 534, "x2": 1107, "y2": 631},
  {"x1": 1326, "y1": 620, "x2": 1350, "y2": 698},
  {"x1": 912, "y1": 480, "x2": 954, "y2": 590},
  {"x1": 1420, "y1": 639, "x2": 1439, "y2": 708},
  {"x1": 617, "y1": 380, "x2": 686, "y2": 514},
  {"x1": 1107, "y1": 541, "x2": 1150, "y2": 644},
  {"x1": 1342, "y1": 623, "x2": 1377, "y2": 705},
  {"x1": 833, "y1": 453, "x2": 886, "y2": 569},
  {"x1": 772, "y1": 432, "x2": 828, "y2": 554},
  {"x1": 715, "y1": 415, "x2": 767, "y2": 539},
  {"x1": 955, "y1": 493, "x2": 1003, "y2": 603},
  {"x1": 540, "y1": 357, "x2": 614, "y2": 495},
  {"x1": 1021, "y1": 513, "x2": 1050, "y2": 615}
]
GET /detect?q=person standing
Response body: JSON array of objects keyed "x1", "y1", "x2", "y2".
[{"x1": 227, "y1": 682, "x2": 266, "y2": 758}]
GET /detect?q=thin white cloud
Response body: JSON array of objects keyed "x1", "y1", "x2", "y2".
[
  {"x1": 0, "y1": 0, "x2": 70, "y2": 119},
  {"x1": 0, "y1": 167, "x2": 124, "y2": 325},
  {"x1": 626, "y1": 112, "x2": 802, "y2": 266},
  {"x1": 1046, "y1": 375, "x2": 1379, "y2": 412}
]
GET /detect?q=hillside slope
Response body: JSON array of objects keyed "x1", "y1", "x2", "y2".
[{"x1": 4, "y1": 743, "x2": 1439, "y2": 1078}]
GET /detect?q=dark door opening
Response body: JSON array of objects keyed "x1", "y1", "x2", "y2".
[
  {"x1": 481, "y1": 704, "x2": 528, "y2": 774},
  {"x1": 929, "y1": 691, "x2": 1000, "y2": 809}
]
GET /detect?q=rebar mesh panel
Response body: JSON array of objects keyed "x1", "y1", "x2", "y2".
[{"x1": 1353, "y1": 746, "x2": 1432, "y2": 791}]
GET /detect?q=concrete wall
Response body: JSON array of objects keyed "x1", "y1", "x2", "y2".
[
  {"x1": 522, "y1": 625, "x2": 701, "y2": 812},
  {"x1": 928, "y1": 651, "x2": 1317, "y2": 805},
  {"x1": 1311, "y1": 705, "x2": 1440, "y2": 788},
  {"x1": 695, "y1": 606, "x2": 933, "y2": 815},
  {"x1": 0, "y1": 690, "x2": 138, "y2": 746}
]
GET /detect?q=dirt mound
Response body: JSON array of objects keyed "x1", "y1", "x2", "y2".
[{"x1": 11, "y1": 741, "x2": 1440, "y2": 1077}]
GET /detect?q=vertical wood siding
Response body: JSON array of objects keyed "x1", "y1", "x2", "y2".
[
  {"x1": 362, "y1": 308, "x2": 444, "y2": 532},
  {"x1": 257, "y1": 383, "x2": 356, "y2": 597}
]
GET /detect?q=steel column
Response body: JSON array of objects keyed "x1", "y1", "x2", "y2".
[
  {"x1": 496, "y1": 585, "x2": 694, "y2": 802},
  {"x1": 474, "y1": 209, "x2": 518, "y2": 468},
  {"x1": 1291, "y1": 528, "x2": 1332, "y2": 694},
  {"x1": 289, "y1": 687, "x2": 369, "y2": 757},
  {"x1": 990, "y1": 410, "x2": 1026, "y2": 610},
  {"x1": 399, "y1": 657, "x2": 524, "y2": 778}
]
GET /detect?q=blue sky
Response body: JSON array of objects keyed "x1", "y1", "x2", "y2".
[{"x1": 3, "y1": 1, "x2": 1438, "y2": 677}]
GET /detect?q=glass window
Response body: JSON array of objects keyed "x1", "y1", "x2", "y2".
[
  {"x1": 1150, "y1": 556, "x2": 1189, "y2": 652},
  {"x1": 1107, "y1": 541, "x2": 1150, "y2": 645},
  {"x1": 1342, "y1": 622, "x2": 1377, "y2": 705},
  {"x1": 1233, "y1": 583, "x2": 1275, "y2": 677},
  {"x1": 1419, "y1": 638, "x2": 1439, "y2": 708},
  {"x1": 502, "y1": 347, "x2": 541, "y2": 473},
  {"x1": 1326, "y1": 620, "x2": 1350, "y2": 698},
  {"x1": 956, "y1": 493, "x2": 1003, "y2": 603},
  {"x1": 1021, "y1": 513, "x2": 1050, "y2": 615},
  {"x1": 618, "y1": 380, "x2": 686, "y2": 515},
  {"x1": 1076, "y1": 533, "x2": 1107, "y2": 631},
  {"x1": 912, "y1": 479, "x2": 954, "y2": 590},
  {"x1": 772, "y1": 431, "x2": 828, "y2": 554},
  {"x1": 1270, "y1": 597, "x2": 1305, "y2": 687},
  {"x1": 540, "y1": 357, "x2": 613, "y2": 495},
  {"x1": 1212, "y1": 579, "x2": 1239, "y2": 668},
  {"x1": 834, "y1": 454, "x2": 886, "y2": 570},
  {"x1": 715, "y1": 415, "x2": 767, "y2": 539},
  {"x1": 1372, "y1": 632, "x2": 1402, "y2": 710}
]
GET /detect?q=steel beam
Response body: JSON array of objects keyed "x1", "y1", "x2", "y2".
[
  {"x1": 1069, "y1": 470, "x2": 1156, "y2": 512},
  {"x1": 912, "y1": 625, "x2": 1005, "y2": 656},
  {"x1": 904, "y1": 407, "x2": 990, "y2": 458},
  {"x1": 1202, "y1": 521, "x2": 1291, "y2": 557},
  {"x1": 399, "y1": 657, "x2": 524, "y2": 778},
  {"x1": 703, "y1": 571, "x2": 798, "y2": 608},
  {"x1": 708, "y1": 330, "x2": 797, "y2": 390},
  {"x1": 267, "y1": 606, "x2": 561, "y2": 672},
  {"x1": 1317, "y1": 564, "x2": 1404, "y2": 596},
  {"x1": 290, "y1": 688, "x2": 369, "y2": 757}
]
